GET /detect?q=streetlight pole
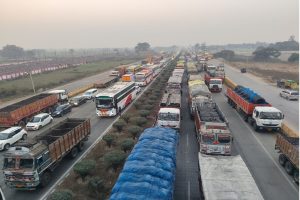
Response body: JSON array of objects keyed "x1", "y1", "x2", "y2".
[{"x1": 25, "y1": 72, "x2": 36, "y2": 94}]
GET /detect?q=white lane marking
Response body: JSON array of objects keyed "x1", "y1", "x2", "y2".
[
  {"x1": 186, "y1": 129, "x2": 189, "y2": 147},
  {"x1": 219, "y1": 94, "x2": 298, "y2": 192},
  {"x1": 187, "y1": 180, "x2": 190, "y2": 200}
]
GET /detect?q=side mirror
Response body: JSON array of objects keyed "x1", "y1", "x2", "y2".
[
  {"x1": 255, "y1": 111, "x2": 259, "y2": 118},
  {"x1": 282, "y1": 114, "x2": 284, "y2": 119}
]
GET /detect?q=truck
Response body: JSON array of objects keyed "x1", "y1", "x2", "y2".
[
  {"x1": 198, "y1": 153, "x2": 264, "y2": 200},
  {"x1": 160, "y1": 93, "x2": 181, "y2": 108},
  {"x1": 3, "y1": 118, "x2": 91, "y2": 190},
  {"x1": 275, "y1": 132, "x2": 299, "y2": 183},
  {"x1": 187, "y1": 62, "x2": 198, "y2": 74},
  {"x1": 110, "y1": 65, "x2": 127, "y2": 77},
  {"x1": 194, "y1": 99, "x2": 232, "y2": 155},
  {"x1": 166, "y1": 76, "x2": 182, "y2": 94},
  {"x1": 227, "y1": 85, "x2": 284, "y2": 131},
  {"x1": 47, "y1": 89, "x2": 69, "y2": 102},
  {"x1": 93, "y1": 76, "x2": 118, "y2": 88},
  {"x1": 110, "y1": 127, "x2": 178, "y2": 200},
  {"x1": 121, "y1": 74, "x2": 135, "y2": 82},
  {"x1": 156, "y1": 107, "x2": 181, "y2": 131},
  {"x1": 0, "y1": 94, "x2": 58, "y2": 127},
  {"x1": 135, "y1": 69, "x2": 153, "y2": 86},
  {"x1": 188, "y1": 80, "x2": 211, "y2": 117}
]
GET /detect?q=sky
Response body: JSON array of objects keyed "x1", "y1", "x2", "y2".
[{"x1": 1, "y1": 0, "x2": 299, "y2": 49}]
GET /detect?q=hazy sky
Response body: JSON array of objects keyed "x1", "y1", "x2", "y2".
[{"x1": 1, "y1": 0, "x2": 299, "y2": 49}]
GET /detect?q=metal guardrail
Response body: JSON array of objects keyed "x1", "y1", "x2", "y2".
[{"x1": 223, "y1": 77, "x2": 298, "y2": 138}]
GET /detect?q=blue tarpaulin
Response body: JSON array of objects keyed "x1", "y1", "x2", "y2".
[{"x1": 110, "y1": 127, "x2": 178, "y2": 200}]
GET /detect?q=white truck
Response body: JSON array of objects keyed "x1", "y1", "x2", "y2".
[
  {"x1": 156, "y1": 107, "x2": 181, "y2": 131},
  {"x1": 47, "y1": 89, "x2": 68, "y2": 102},
  {"x1": 198, "y1": 153, "x2": 264, "y2": 200}
]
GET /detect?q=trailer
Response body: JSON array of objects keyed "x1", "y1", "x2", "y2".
[
  {"x1": 198, "y1": 153, "x2": 264, "y2": 200},
  {"x1": 93, "y1": 76, "x2": 118, "y2": 88},
  {"x1": 227, "y1": 85, "x2": 283, "y2": 131},
  {"x1": 194, "y1": 100, "x2": 232, "y2": 155},
  {"x1": 275, "y1": 132, "x2": 299, "y2": 183},
  {"x1": 166, "y1": 76, "x2": 182, "y2": 94},
  {"x1": 0, "y1": 94, "x2": 58, "y2": 127},
  {"x1": 3, "y1": 118, "x2": 91, "y2": 190},
  {"x1": 160, "y1": 93, "x2": 181, "y2": 108},
  {"x1": 110, "y1": 127, "x2": 178, "y2": 200}
]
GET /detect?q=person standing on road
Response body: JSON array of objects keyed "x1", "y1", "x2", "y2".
[{"x1": 118, "y1": 107, "x2": 122, "y2": 117}]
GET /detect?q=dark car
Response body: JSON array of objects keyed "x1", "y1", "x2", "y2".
[
  {"x1": 69, "y1": 96, "x2": 87, "y2": 107},
  {"x1": 51, "y1": 104, "x2": 72, "y2": 117},
  {"x1": 241, "y1": 68, "x2": 247, "y2": 73}
]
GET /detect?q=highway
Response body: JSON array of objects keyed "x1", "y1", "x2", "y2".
[{"x1": 211, "y1": 59, "x2": 299, "y2": 132}]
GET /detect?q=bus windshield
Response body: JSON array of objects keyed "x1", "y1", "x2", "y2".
[
  {"x1": 158, "y1": 113, "x2": 179, "y2": 121},
  {"x1": 96, "y1": 98, "x2": 114, "y2": 108}
]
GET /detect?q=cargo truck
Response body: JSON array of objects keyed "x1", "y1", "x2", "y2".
[
  {"x1": 110, "y1": 127, "x2": 178, "y2": 200},
  {"x1": 198, "y1": 153, "x2": 264, "y2": 200},
  {"x1": 93, "y1": 76, "x2": 118, "y2": 88},
  {"x1": 194, "y1": 100, "x2": 232, "y2": 155},
  {"x1": 0, "y1": 94, "x2": 58, "y2": 127},
  {"x1": 166, "y1": 76, "x2": 182, "y2": 94},
  {"x1": 275, "y1": 132, "x2": 299, "y2": 183},
  {"x1": 3, "y1": 118, "x2": 91, "y2": 190},
  {"x1": 160, "y1": 93, "x2": 181, "y2": 108},
  {"x1": 227, "y1": 85, "x2": 284, "y2": 131}
]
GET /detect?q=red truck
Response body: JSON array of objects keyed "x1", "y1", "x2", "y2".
[
  {"x1": 0, "y1": 94, "x2": 58, "y2": 127},
  {"x1": 226, "y1": 86, "x2": 284, "y2": 131}
]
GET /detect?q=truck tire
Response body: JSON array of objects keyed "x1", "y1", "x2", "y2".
[
  {"x1": 70, "y1": 147, "x2": 79, "y2": 159},
  {"x1": 285, "y1": 160, "x2": 294, "y2": 175},
  {"x1": 18, "y1": 120, "x2": 26, "y2": 127},
  {"x1": 279, "y1": 154, "x2": 287, "y2": 166},
  {"x1": 22, "y1": 134, "x2": 27, "y2": 140},
  {"x1": 78, "y1": 141, "x2": 84, "y2": 151},
  {"x1": 253, "y1": 122, "x2": 259, "y2": 131},
  {"x1": 40, "y1": 171, "x2": 51, "y2": 188},
  {"x1": 293, "y1": 170, "x2": 299, "y2": 184}
]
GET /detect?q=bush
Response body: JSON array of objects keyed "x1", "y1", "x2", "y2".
[
  {"x1": 102, "y1": 134, "x2": 115, "y2": 148},
  {"x1": 120, "y1": 113, "x2": 132, "y2": 123},
  {"x1": 139, "y1": 110, "x2": 150, "y2": 118},
  {"x1": 133, "y1": 102, "x2": 142, "y2": 109},
  {"x1": 113, "y1": 119, "x2": 126, "y2": 132},
  {"x1": 121, "y1": 139, "x2": 135, "y2": 152},
  {"x1": 130, "y1": 117, "x2": 147, "y2": 127},
  {"x1": 49, "y1": 190, "x2": 73, "y2": 200},
  {"x1": 73, "y1": 160, "x2": 96, "y2": 181},
  {"x1": 88, "y1": 176, "x2": 105, "y2": 199},
  {"x1": 142, "y1": 105, "x2": 154, "y2": 110},
  {"x1": 127, "y1": 125, "x2": 143, "y2": 139},
  {"x1": 104, "y1": 150, "x2": 126, "y2": 172}
]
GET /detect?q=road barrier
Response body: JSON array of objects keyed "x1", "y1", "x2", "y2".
[{"x1": 224, "y1": 77, "x2": 298, "y2": 138}]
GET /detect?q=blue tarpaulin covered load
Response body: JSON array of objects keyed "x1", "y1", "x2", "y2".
[{"x1": 110, "y1": 127, "x2": 178, "y2": 200}]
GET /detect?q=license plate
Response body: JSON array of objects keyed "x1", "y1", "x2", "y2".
[{"x1": 267, "y1": 128, "x2": 272, "y2": 131}]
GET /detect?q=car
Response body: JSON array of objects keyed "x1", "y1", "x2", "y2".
[
  {"x1": 82, "y1": 88, "x2": 98, "y2": 100},
  {"x1": 51, "y1": 104, "x2": 72, "y2": 117},
  {"x1": 26, "y1": 113, "x2": 53, "y2": 131},
  {"x1": 0, "y1": 127, "x2": 27, "y2": 150},
  {"x1": 279, "y1": 90, "x2": 299, "y2": 101},
  {"x1": 135, "y1": 85, "x2": 141, "y2": 94},
  {"x1": 240, "y1": 68, "x2": 247, "y2": 73},
  {"x1": 69, "y1": 96, "x2": 87, "y2": 107}
]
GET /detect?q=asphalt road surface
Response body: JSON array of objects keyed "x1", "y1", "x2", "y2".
[{"x1": 211, "y1": 59, "x2": 299, "y2": 132}]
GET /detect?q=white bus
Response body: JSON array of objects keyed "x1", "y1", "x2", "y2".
[
  {"x1": 147, "y1": 64, "x2": 160, "y2": 77},
  {"x1": 135, "y1": 69, "x2": 153, "y2": 87},
  {"x1": 95, "y1": 82, "x2": 137, "y2": 117}
]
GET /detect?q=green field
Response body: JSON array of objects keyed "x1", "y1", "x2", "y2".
[{"x1": 0, "y1": 56, "x2": 141, "y2": 101}]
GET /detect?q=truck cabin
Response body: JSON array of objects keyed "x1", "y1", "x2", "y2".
[
  {"x1": 48, "y1": 90, "x2": 68, "y2": 101},
  {"x1": 158, "y1": 111, "x2": 180, "y2": 122},
  {"x1": 110, "y1": 70, "x2": 120, "y2": 77},
  {"x1": 253, "y1": 107, "x2": 284, "y2": 120}
]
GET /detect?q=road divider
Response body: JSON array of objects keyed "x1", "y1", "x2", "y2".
[{"x1": 223, "y1": 77, "x2": 298, "y2": 137}]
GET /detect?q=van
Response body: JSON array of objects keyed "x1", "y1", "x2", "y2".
[{"x1": 82, "y1": 88, "x2": 98, "y2": 100}]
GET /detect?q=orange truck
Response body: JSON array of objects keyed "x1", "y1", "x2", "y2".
[
  {"x1": 3, "y1": 118, "x2": 91, "y2": 190},
  {"x1": 0, "y1": 94, "x2": 58, "y2": 127},
  {"x1": 275, "y1": 132, "x2": 299, "y2": 183},
  {"x1": 122, "y1": 74, "x2": 135, "y2": 82}
]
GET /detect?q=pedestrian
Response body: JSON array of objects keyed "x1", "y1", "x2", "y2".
[{"x1": 118, "y1": 107, "x2": 122, "y2": 117}]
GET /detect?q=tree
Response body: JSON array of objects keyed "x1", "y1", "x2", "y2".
[
  {"x1": 73, "y1": 160, "x2": 96, "y2": 181},
  {"x1": 103, "y1": 134, "x2": 115, "y2": 147},
  {"x1": 135, "y1": 42, "x2": 150, "y2": 53},
  {"x1": 88, "y1": 176, "x2": 105, "y2": 199},
  {"x1": 120, "y1": 113, "x2": 132, "y2": 123},
  {"x1": 1, "y1": 45, "x2": 24, "y2": 59},
  {"x1": 49, "y1": 190, "x2": 73, "y2": 200},
  {"x1": 288, "y1": 53, "x2": 299, "y2": 62},
  {"x1": 213, "y1": 50, "x2": 235, "y2": 61},
  {"x1": 139, "y1": 110, "x2": 150, "y2": 118},
  {"x1": 127, "y1": 125, "x2": 143, "y2": 139},
  {"x1": 121, "y1": 139, "x2": 134, "y2": 152},
  {"x1": 104, "y1": 151, "x2": 126, "y2": 172},
  {"x1": 129, "y1": 117, "x2": 147, "y2": 127},
  {"x1": 252, "y1": 47, "x2": 281, "y2": 61},
  {"x1": 113, "y1": 119, "x2": 126, "y2": 132}
]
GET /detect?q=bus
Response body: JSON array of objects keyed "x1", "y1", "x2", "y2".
[
  {"x1": 126, "y1": 65, "x2": 142, "y2": 74},
  {"x1": 95, "y1": 82, "x2": 137, "y2": 117},
  {"x1": 135, "y1": 69, "x2": 153, "y2": 86},
  {"x1": 147, "y1": 64, "x2": 160, "y2": 77}
]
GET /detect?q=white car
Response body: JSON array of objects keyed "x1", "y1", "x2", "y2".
[
  {"x1": 26, "y1": 113, "x2": 53, "y2": 131},
  {"x1": 0, "y1": 127, "x2": 27, "y2": 151},
  {"x1": 279, "y1": 90, "x2": 299, "y2": 101},
  {"x1": 82, "y1": 88, "x2": 98, "y2": 100}
]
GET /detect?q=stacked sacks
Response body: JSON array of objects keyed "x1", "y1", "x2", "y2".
[
  {"x1": 234, "y1": 85, "x2": 267, "y2": 104},
  {"x1": 110, "y1": 127, "x2": 178, "y2": 200}
]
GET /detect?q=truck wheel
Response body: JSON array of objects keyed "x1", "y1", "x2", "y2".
[
  {"x1": 293, "y1": 170, "x2": 299, "y2": 184},
  {"x1": 285, "y1": 160, "x2": 294, "y2": 175},
  {"x1": 4, "y1": 144, "x2": 10, "y2": 150},
  {"x1": 253, "y1": 123, "x2": 259, "y2": 131},
  {"x1": 18, "y1": 120, "x2": 26, "y2": 127},
  {"x1": 70, "y1": 147, "x2": 79, "y2": 158},
  {"x1": 78, "y1": 141, "x2": 84, "y2": 151},
  {"x1": 279, "y1": 154, "x2": 287, "y2": 166},
  {"x1": 40, "y1": 171, "x2": 51, "y2": 187}
]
